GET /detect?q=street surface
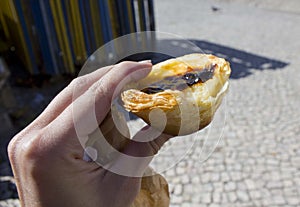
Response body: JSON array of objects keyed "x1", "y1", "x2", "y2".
[{"x1": 154, "y1": 0, "x2": 300, "y2": 206}]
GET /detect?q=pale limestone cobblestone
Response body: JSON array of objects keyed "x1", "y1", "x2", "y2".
[
  {"x1": 155, "y1": 1, "x2": 300, "y2": 206},
  {"x1": 161, "y1": 66, "x2": 300, "y2": 206},
  {"x1": 0, "y1": 199, "x2": 20, "y2": 207}
]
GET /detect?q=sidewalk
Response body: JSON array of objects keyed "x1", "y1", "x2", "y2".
[{"x1": 154, "y1": 0, "x2": 300, "y2": 206}]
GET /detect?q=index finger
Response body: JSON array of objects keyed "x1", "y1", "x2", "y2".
[
  {"x1": 45, "y1": 61, "x2": 152, "y2": 143},
  {"x1": 33, "y1": 65, "x2": 114, "y2": 128}
]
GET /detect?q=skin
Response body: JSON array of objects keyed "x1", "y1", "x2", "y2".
[{"x1": 8, "y1": 61, "x2": 172, "y2": 207}]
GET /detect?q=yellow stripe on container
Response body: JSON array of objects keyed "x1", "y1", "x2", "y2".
[
  {"x1": 70, "y1": 0, "x2": 86, "y2": 62},
  {"x1": 50, "y1": 0, "x2": 69, "y2": 72},
  {"x1": 55, "y1": 0, "x2": 74, "y2": 73},
  {"x1": 126, "y1": 0, "x2": 135, "y2": 33},
  {"x1": 90, "y1": 0, "x2": 103, "y2": 48},
  {"x1": 0, "y1": 0, "x2": 33, "y2": 73},
  {"x1": 64, "y1": 0, "x2": 79, "y2": 63}
]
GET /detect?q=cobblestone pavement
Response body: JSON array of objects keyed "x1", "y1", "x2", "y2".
[
  {"x1": 154, "y1": 68, "x2": 300, "y2": 207},
  {"x1": 1, "y1": 0, "x2": 300, "y2": 207},
  {"x1": 153, "y1": 0, "x2": 300, "y2": 206}
]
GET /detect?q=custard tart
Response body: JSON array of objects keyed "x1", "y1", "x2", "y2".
[{"x1": 121, "y1": 53, "x2": 231, "y2": 135}]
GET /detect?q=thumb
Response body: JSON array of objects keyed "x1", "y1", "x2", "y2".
[
  {"x1": 104, "y1": 126, "x2": 173, "y2": 177},
  {"x1": 122, "y1": 126, "x2": 172, "y2": 157}
]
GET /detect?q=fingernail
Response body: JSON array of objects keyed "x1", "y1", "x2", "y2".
[
  {"x1": 138, "y1": 60, "x2": 152, "y2": 64},
  {"x1": 141, "y1": 125, "x2": 151, "y2": 131},
  {"x1": 83, "y1": 146, "x2": 98, "y2": 162}
]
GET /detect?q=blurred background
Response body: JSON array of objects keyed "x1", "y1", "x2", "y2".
[
  {"x1": 1, "y1": 0, "x2": 300, "y2": 206},
  {"x1": 0, "y1": 0, "x2": 156, "y2": 205}
]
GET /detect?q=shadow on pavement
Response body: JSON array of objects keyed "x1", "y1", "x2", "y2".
[
  {"x1": 121, "y1": 39, "x2": 289, "y2": 79},
  {"x1": 0, "y1": 180, "x2": 18, "y2": 200},
  {"x1": 189, "y1": 39, "x2": 289, "y2": 79}
]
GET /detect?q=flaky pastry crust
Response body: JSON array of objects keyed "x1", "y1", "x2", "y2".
[{"x1": 121, "y1": 53, "x2": 231, "y2": 135}]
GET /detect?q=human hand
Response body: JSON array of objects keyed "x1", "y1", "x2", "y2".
[{"x1": 8, "y1": 61, "x2": 172, "y2": 207}]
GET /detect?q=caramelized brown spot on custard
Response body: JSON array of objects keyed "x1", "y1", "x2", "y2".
[
  {"x1": 183, "y1": 64, "x2": 216, "y2": 84},
  {"x1": 141, "y1": 87, "x2": 165, "y2": 94},
  {"x1": 142, "y1": 64, "x2": 216, "y2": 94}
]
